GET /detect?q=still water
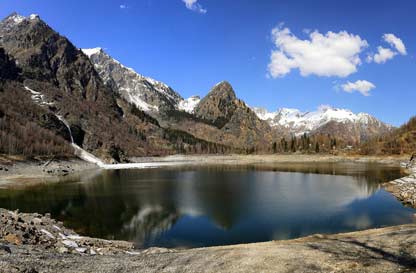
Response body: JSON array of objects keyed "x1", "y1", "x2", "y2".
[{"x1": 0, "y1": 162, "x2": 414, "y2": 248}]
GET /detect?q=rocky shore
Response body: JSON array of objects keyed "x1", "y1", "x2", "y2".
[
  {"x1": 384, "y1": 158, "x2": 416, "y2": 208},
  {"x1": 0, "y1": 209, "x2": 139, "y2": 256},
  {"x1": 0, "y1": 208, "x2": 416, "y2": 273}
]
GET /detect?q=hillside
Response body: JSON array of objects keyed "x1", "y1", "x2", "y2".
[{"x1": 360, "y1": 116, "x2": 416, "y2": 155}]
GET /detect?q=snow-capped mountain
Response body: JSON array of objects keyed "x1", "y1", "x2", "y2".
[
  {"x1": 252, "y1": 105, "x2": 392, "y2": 143},
  {"x1": 82, "y1": 48, "x2": 184, "y2": 113},
  {"x1": 178, "y1": 96, "x2": 200, "y2": 113}
]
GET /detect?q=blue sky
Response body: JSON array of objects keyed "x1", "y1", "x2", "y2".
[{"x1": 1, "y1": 0, "x2": 415, "y2": 126}]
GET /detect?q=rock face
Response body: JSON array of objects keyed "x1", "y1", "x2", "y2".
[
  {"x1": 252, "y1": 105, "x2": 392, "y2": 144},
  {"x1": 82, "y1": 48, "x2": 183, "y2": 114}
]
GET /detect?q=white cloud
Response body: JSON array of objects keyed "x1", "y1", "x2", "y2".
[
  {"x1": 120, "y1": 4, "x2": 127, "y2": 9},
  {"x1": 383, "y1": 33, "x2": 407, "y2": 55},
  {"x1": 367, "y1": 33, "x2": 407, "y2": 64},
  {"x1": 370, "y1": 46, "x2": 397, "y2": 64},
  {"x1": 182, "y1": 0, "x2": 207, "y2": 14},
  {"x1": 341, "y1": 80, "x2": 375, "y2": 96},
  {"x1": 268, "y1": 25, "x2": 368, "y2": 78}
]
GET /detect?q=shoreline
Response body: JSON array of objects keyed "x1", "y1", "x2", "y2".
[
  {"x1": 0, "y1": 154, "x2": 409, "y2": 189},
  {"x1": 1, "y1": 208, "x2": 416, "y2": 272}
]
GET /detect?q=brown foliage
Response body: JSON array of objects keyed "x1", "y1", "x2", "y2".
[
  {"x1": 360, "y1": 116, "x2": 416, "y2": 155},
  {"x1": 0, "y1": 82, "x2": 73, "y2": 157}
]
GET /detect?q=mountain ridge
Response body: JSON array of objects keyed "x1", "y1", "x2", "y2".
[{"x1": 252, "y1": 105, "x2": 392, "y2": 143}]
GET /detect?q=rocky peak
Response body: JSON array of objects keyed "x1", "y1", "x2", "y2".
[
  {"x1": 193, "y1": 82, "x2": 272, "y2": 148},
  {"x1": 208, "y1": 81, "x2": 236, "y2": 101},
  {"x1": 0, "y1": 13, "x2": 41, "y2": 33},
  {"x1": 0, "y1": 14, "x2": 116, "y2": 103},
  {"x1": 194, "y1": 81, "x2": 239, "y2": 128}
]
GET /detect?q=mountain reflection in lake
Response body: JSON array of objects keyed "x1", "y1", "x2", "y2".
[{"x1": 0, "y1": 162, "x2": 414, "y2": 248}]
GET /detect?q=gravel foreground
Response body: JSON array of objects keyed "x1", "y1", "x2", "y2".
[{"x1": 1, "y1": 209, "x2": 416, "y2": 273}]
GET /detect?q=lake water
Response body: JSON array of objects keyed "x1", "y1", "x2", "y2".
[{"x1": 0, "y1": 162, "x2": 414, "y2": 248}]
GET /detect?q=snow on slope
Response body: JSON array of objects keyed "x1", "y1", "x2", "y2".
[
  {"x1": 82, "y1": 48, "x2": 183, "y2": 113},
  {"x1": 252, "y1": 105, "x2": 387, "y2": 134},
  {"x1": 178, "y1": 96, "x2": 200, "y2": 113}
]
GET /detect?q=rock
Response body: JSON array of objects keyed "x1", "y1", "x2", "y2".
[
  {"x1": 41, "y1": 229, "x2": 55, "y2": 239},
  {"x1": 62, "y1": 240, "x2": 78, "y2": 248},
  {"x1": 31, "y1": 218, "x2": 42, "y2": 225},
  {"x1": 76, "y1": 247, "x2": 87, "y2": 253},
  {"x1": 0, "y1": 244, "x2": 11, "y2": 254},
  {"x1": 57, "y1": 246, "x2": 69, "y2": 254},
  {"x1": 4, "y1": 234, "x2": 21, "y2": 245}
]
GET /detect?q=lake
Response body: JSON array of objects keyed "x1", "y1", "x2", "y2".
[{"x1": 0, "y1": 162, "x2": 414, "y2": 248}]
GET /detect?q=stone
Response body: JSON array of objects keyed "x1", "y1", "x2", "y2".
[
  {"x1": 31, "y1": 218, "x2": 42, "y2": 225},
  {"x1": 76, "y1": 247, "x2": 88, "y2": 253},
  {"x1": 62, "y1": 240, "x2": 78, "y2": 248},
  {"x1": 4, "y1": 234, "x2": 21, "y2": 245},
  {"x1": 57, "y1": 246, "x2": 69, "y2": 254},
  {"x1": 0, "y1": 244, "x2": 11, "y2": 254}
]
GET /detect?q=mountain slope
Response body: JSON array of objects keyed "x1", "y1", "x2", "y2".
[
  {"x1": 0, "y1": 47, "x2": 73, "y2": 157},
  {"x1": 252, "y1": 105, "x2": 391, "y2": 144},
  {"x1": 360, "y1": 116, "x2": 416, "y2": 155},
  {"x1": 82, "y1": 48, "x2": 183, "y2": 114}
]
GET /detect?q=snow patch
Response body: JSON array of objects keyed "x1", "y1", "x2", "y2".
[
  {"x1": 9, "y1": 14, "x2": 25, "y2": 25},
  {"x1": 24, "y1": 86, "x2": 54, "y2": 106},
  {"x1": 81, "y1": 48, "x2": 102, "y2": 57},
  {"x1": 29, "y1": 14, "x2": 39, "y2": 20},
  {"x1": 178, "y1": 96, "x2": 200, "y2": 113}
]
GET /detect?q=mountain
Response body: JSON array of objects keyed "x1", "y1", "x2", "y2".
[
  {"x1": 0, "y1": 13, "x2": 235, "y2": 161},
  {"x1": 82, "y1": 45, "x2": 272, "y2": 150},
  {"x1": 191, "y1": 81, "x2": 273, "y2": 149},
  {"x1": 252, "y1": 105, "x2": 392, "y2": 144},
  {"x1": 82, "y1": 48, "x2": 183, "y2": 114}
]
